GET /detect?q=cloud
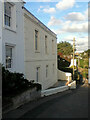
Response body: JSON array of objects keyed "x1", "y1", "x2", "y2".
[
  {"x1": 51, "y1": 29, "x2": 65, "y2": 34},
  {"x1": 48, "y1": 16, "x2": 62, "y2": 26},
  {"x1": 48, "y1": 17, "x2": 88, "y2": 33},
  {"x1": 63, "y1": 35, "x2": 88, "y2": 52},
  {"x1": 50, "y1": 21, "x2": 88, "y2": 35},
  {"x1": 75, "y1": 4, "x2": 80, "y2": 8},
  {"x1": 37, "y1": 6, "x2": 44, "y2": 12},
  {"x1": 43, "y1": 7, "x2": 56, "y2": 13},
  {"x1": 64, "y1": 12, "x2": 85, "y2": 21},
  {"x1": 56, "y1": 0, "x2": 75, "y2": 10},
  {"x1": 62, "y1": 21, "x2": 88, "y2": 33}
]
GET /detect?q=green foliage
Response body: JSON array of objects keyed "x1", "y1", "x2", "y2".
[
  {"x1": 57, "y1": 41, "x2": 73, "y2": 55},
  {"x1": 2, "y1": 66, "x2": 42, "y2": 97},
  {"x1": 57, "y1": 56, "x2": 70, "y2": 68},
  {"x1": 69, "y1": 65, "x2": 77, "y2": 70},
  {"x1": 58, "y1": 66, "x2": 73, "y2": 74},
  {"x1": 79, "y1": 59, "x2": 88, "y2": 68}
]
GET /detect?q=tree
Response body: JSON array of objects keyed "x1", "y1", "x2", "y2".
[{"x1": 57, "y1": 41, "x2": 73, "y2": 55}]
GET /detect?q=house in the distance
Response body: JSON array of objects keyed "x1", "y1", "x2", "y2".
[
  {"x1": 23, "y1": 7, "x2": 57, "y2": 90},
  {"x1": 89, "y1": 52, "x2": 90, "y2": 84}
]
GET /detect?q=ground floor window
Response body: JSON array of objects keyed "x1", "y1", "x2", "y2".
[
  {"x1": 46, "y1": 65, "x2": 48, "y2": 78},
  {"x1": 36, "y1": 67, "x2": 40, "y2": 82},
  {"x1": 53, "y1": 64, "x2": 54, "y2": 74},
  {"x1": 5, "y1": 45, "x2": 13, "y2": 68}
]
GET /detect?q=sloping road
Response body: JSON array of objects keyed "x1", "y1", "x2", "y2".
[{"x1": 17, "y1": 84, "x2": 89, "y2": 119}]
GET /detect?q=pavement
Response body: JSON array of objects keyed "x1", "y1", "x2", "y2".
[
  {"x1": 2, "y1": 83, "x2": 90, "y2": 119},
  {"x1": 47, "y1": 80, "x2": 67, "y2": 89}
]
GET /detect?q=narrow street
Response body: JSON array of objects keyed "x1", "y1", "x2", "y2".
[{"x1": 16, "y1": 84, "x2": 89, "y2": 119}]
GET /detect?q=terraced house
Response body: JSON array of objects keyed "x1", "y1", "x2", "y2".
[
  {"x1": 0, "y1": 0, "x2": 57, "y2": 90},
  {"x1": 23, "y1": 7, "x2": 57, "y2": 90},
  {"x1": 0, "y1": 0, "x2": 25, "y2": 74}
]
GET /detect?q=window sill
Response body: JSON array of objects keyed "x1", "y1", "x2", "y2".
[
  {"x1": 46, "y1": 78, "x2": 49, "y2": 80},
  {"x1": 4, "y1": 26, "x2": 16, "y2": 33},
  {"x1": 35, "y1": 50, "x2": 40, "y2": 53}
]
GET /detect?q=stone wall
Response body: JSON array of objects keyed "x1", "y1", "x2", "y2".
[{"x1": 3, "y1": 87, "x2": 41, "y2": 114}]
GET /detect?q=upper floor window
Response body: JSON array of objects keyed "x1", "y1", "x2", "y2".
[
  {"x1": 53, "y1": 64, "x2": 54, "y2": 74},
  {"x1": 4, "y1": 2, "x2": 12, "y2": 27},
  {"x1": 45, "y1": 35, "x2": 48, "y2": 54},
  {"x1": 52, "y1": 40, "x2": 55, "y2": 54},
  {"x1": 35, "y1": 30, "x2": 39, "y2": 51}
]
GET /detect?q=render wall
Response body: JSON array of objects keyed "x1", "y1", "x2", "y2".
[
  {"x1": 24, "y1": 10, "x2": 57, "y2": 90},
  {"x1": 57, "y1": 69, "x2": 72, "y2": 82},
  {"x1": 2, "y1": 2, "x2": 25, "y2": 74},
  {"x1": 0, "y1": 1, "x2": 2, "y2": 64}
]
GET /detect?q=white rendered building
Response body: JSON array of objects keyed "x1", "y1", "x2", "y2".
[
  {"x1": 0, "y1": 1, "x2": 58, "y2": 90},
  {"x1": 23, "y1": 8, "x2": 57, "y2": 90},
  {"x1": 0, "y1": 0, "x2": 25, "y2": 74}
]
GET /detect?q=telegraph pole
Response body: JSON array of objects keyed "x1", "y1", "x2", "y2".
[{"x1": 73, "y1": 37, "x2": 75, "y2": 81}]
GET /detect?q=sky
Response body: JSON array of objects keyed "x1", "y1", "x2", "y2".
[{"x1": 24, "y1": 0, "x2": 89, "y2": 53}]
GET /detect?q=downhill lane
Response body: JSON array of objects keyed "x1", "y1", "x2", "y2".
[{"x1": 18, "y1": 84, "x2": 89, "y2": 119}]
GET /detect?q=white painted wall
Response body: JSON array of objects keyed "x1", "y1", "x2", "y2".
[
  {"x1": 0, "y1": 1, "x2": 2, "y2": 64},
  {"x1": 24, "y1": 9, "x2": 57, "y2": 90},
  {"x1": 57, "y1": 69, "x2": 72, "y2": 82},
  {"x1": 2, "y1": 1, "x2": 25, "y2": 74},
  {"x1": 70, "y1": 59, "x2": 77, "y2": 67}
]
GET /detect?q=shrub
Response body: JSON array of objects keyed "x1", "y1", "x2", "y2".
[{"x1": 2, "y1": 66, "x2": 42, "y2": 97}]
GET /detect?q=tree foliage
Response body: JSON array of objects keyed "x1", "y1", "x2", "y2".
[{"x1": 57, "y1": 41, "x2": 73, "y2": 55}]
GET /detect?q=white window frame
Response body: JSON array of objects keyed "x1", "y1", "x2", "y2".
[
  {"x1": 5, "y1": 45, "x2": 13, "y2": 69},
  {"x1": 4, "y1": 2, "x2": 12, "y2": 27},
  {"x1": 36, "y1": 66, "x2": 40, "y2": 82},
  {"x1": 53, "y1": 64, "x2": 54, "y2": 74},
  {"x1": 46, "y1": 65, "x2": 49, "y2": 78},
  {"x1": 45, "y1": 35, "x2": 48, "y2": 54},
  {"x1": 4, "y1": 2, "x2": 16, "y2": 31},
  {"x1": 52, "y1": 40, "x2": 55, "y2": 54},
  {"x1": 35, "y1": 29, "x2": 39, "y2": 52}
]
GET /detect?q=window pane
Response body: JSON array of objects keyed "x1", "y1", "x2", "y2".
[
  {"x1": 52, "y1": 40, "x2": 54, "y2": 54},
  {"x1": 36, "y1": 67, "x2": 40, "y2": 82},
  {"x1": 53, "y1": 64, "x2": 54, "y2": 74},
  {"x1": 35, "y1": 30, "x2": 38, "y2": 50},
  {"x1": 4, "y1": 2, "x2": 11, "y2": 17},
  {"x1": 46, "y1": 65, "x2": 48, "y2": 78},
  {"x1": 5, "y1": 15, "x2": 10, "y2": 26},
  {"x1": 45, "y1": 36, "x2": 47, "y2": 54},
  {"x1": 6, "y1": 46, "x2": 12, "y2": 68},
  {"x1": 4, "y1": 2, "x2": 11, "y2": 27}
]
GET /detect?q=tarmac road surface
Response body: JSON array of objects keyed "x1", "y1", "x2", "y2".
[{"x1": 18, "y1": 84, "x2": 89, "y2": 119}]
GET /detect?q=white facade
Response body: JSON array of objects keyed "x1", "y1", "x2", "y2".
[
  {"x1": 1, "y1": 1, "x2": 25, "y2": 74},
  {"x1": 23, "y1": 8, "x2": 57, "y2": 90},
  {"x1": 0, "y1": 1, "x2": 3, "y2": 64},
  {"x1": 70, "y1": 59, "x2": 77, "y2": 67}
]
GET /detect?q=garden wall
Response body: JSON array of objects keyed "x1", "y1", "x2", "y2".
[
  {"x1": 3, "y1": 87, "x2": 41, "y2": 114},
  {"x1": 57, "y1": 69, "x2": 72, "y2": 82}
]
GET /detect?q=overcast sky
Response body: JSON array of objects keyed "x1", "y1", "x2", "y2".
[{"x1": 24, "y1": 0, "x2": 89, "y2": 53}]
